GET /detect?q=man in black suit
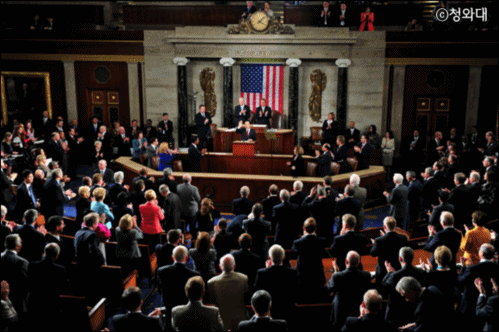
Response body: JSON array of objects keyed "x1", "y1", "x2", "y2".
[
  {"x1": 156, "y1": 168, "x2": 178, "y2": 195},
  {"x1": 344, "y1": 121, "x2": 360, "y2": 148},
  {"x1": 113, "y1": 126, "x2": 131, "y2": 157},
  {"x1": 156, "y1": 246, "x2": 200, "y2": 323},
  {"x1": 67, "y1": 127, "x2": 84, "y2": 178},
  {"x1": 475, "y1": 276, "x2": 499, "y2": 332},
  {"x1": 446, "y1": 172, "x2": 471, "y2": 230},
  {"x1": 44, "y1": 215, "x2": 73, "y2": 267},
  {"x1": 383, "y1": 173, "x2": 408, "y2": 228},
  {"x1": 156, "y1": 113, "x2": 173, "y2": 145},
  {"x1": 108, "y1": 171, "x2": 128, "y2": 205},
  {"x1": 36, "y1": 110, "x2": 53, "y2": 140},
  {"x1": 132, "y1": 167, "x2": 156, "y2": 192},
  {"x1": 46, "y1": 132, "x2": 65, "y2": 165},
  {"x1": 302, "y1": 185, "x2": 336, "y2": 243},
  {"x1": 290, "y1": 180, "x2": 308, "y2": 206},
  {"x1": 291, "y1": 218, "x2": 327, "y2": 299},
  {"x1": 334, "y1": 185, "x2": 361, "y2": 234},
  {"x1": 405, "y1": 170, "x2": 423, "y2": 231},
  {"x1": 43, "y1": 169, "x2": 76, "y2": 218},
  {"x1": 427, "y1": 131, "x2": 446, "y2": 163},
  {"x1": 155, "y1": 229, "x2": 181, "y2": 269},
  {"x1": 14, "y1": 170, "x2": 40, "y2": 222},
  {"x1": 236, "y1": 121, "x2": 257, "y2": 142},
  {"x1": 0, "y1": 234, "x2": 29, "y2": 320},
  {"x1": 127, "y1": 119, "x2": 142, "y2": 139},
  {"x1": 110, "y1": 286, "x2": 164, "y2": 332},
  {"x1": 319, "y1": 1, "x2": 333, "y2": 27},
  {"x1": 158, "y1": 184, "x2": 181, "y2": 231},
  {"x1": 95, "y1": 159, "x2": 114, "y2": 185},
  {"x1": 188, "y1": 136, "x2": 206, "y2": 173},
  {"x1": 13, "y1": 209, "x2": 45, "y2": 263},
  {"x1": 74, "y1": 212, "x2": 105, "y2": 270},
  {"x1": 327, "y1": 250, "x2": 372, "y2": 330},
  {"x1": 329, "y1": 214, "x2": 368, "y2": 271},
  {"x1": 322, "y1": 112, "x2": 339, "y2": 146},
  {"x1": 195, "y1": 105, "x2": 212, "y2": 148},
  {"x1": 226, "y1": 214, "x2": 248, "y2": 245},
  {"x1": 315, "y1": 143, "x2": 333, "y2": 177},
  {"x1": 336, "y1": 2, "x2": 350, "y2": 27},
  {"x1": 254, "y1": 244, "x2": 298, "y2": 324},
  {"x1": 234, "y1": 97, "x2": 251, "y2": 125},
  {"x1": 238, "y1": 290, "x2": 288, "y2": 332},
  {"x1": 232, "y1": 186, "x2": 255, "y2": 216},
  {"x1": 0, "y1": 159, "x2": 15, "y2": 209},
  {"x1": 370, "y1": 216, "x2": 408, "y2": 287},
  {"x1": 261, "y1": 184, "x2": 281, "y2": 232},
  {"x1": 425, "y1": 211, "x2": 462, "y2": 269},
  {"x1": 86, "y1": 116, "x2": 100, "y2": 142},
  {"x1": 241, "y1": 1, "x2": 257, "y2": 18},
  {"x1": 255, "y1": 99, "x2": 272, "y2": 128},
  {"x1": 428, "y1": 190, "x2": 454, "y2": 232},
  {"x1": 402, "y1": 129, "x2": 425, "y2": 171},
  {"x1": 232, "y1": 233, "x2": 263, "y2": 292},
  {"x1": 382, "y1": 247, "x2": 427, "y2": 327},
  {"x1": 272, "y1": 189, "x2": 300, "y2": 249},
  {"x1": 353, "y1": 135, "x2": 372, "y2": 170},
  {"x1": 420, "y1": 167, "x2": 440, "y2": 215}
]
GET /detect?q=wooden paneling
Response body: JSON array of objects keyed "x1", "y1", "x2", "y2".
[{"x1": 213, "y1": 129, "x2": 295, "y2": 155}]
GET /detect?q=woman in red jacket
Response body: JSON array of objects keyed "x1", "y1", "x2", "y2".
[
  {"x1": 359, "y1": 6, "x2": 374, "y2": 31},
  {"x1": 139, "y1": 189, "x2": 165, "y2": 252}
]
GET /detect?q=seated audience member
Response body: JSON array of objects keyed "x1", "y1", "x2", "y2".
[
  {"x1": 326, "y1": 251, "x2": 372, "y2": 331},
  {"x1": 213, "y1": 219, "x2": 234, "y2": 265},
  {"x1": 232, "y1": 186, "x2": 255, "y2": 216},
  {"x1": 382, "y1": 247, "x2": 426, "y2": 327},
  {"x1": 195, "y1": 198, "x2": 221, "y2": 234},
  {"x1": 189, "y1": 231, "x2": 217, "y2": 284},
  {"x1": 291, "y1": 218, "x2": 327, "y2": 299},
  {"x1": 171, "y1": 276, "x2": 224, "y2": 331},
  {"x1": 254, "y1": 244, "x2": 298, "y2": 324},
  {"x1": 243, "y1": 203, "x2": 272, "y2": 262},
  {"x1": 425, "y1": 211, "x2": 462, "y2": 270},
  {"x1": 474, "y1": 276, "x2": 499, "y2": 332},
  {"x1": 158, "y1": 142, "x2": 177, "y2": 171},
  {"x1": 1, "y1": 280, "x2": 18, "y2": 331},
  {"x1": 109, "y1": 286, "x2": 164, "y2": 332},
  {"x1": 329, "y1": 214, "x2": 368, "y2": 271},
  {"x1": 231, "y1": 233, "x2": 263, "y2": 292},
  {"x1": 460, "y1": 210, "x2": 491, "y2": 266},
  {"x1": 13, "y1": 209, "x2": 45, "y2": 263},
  {"x1": 115, "y1": 214, "x2": 143, "y2": 275},
  {"x1": 139, "y1": 189, "x2": 164, "y2": 253},
  {"x1": 156, "y1": 229, "x2": 183, "y2": 269},
  {"x1": 353, "y1": 135, "x2": 372, "y2": 170},
  {"x1": 207, "y1": 254, "x2": 249, "y2": 331},
  {"x1": 238, "y1": 290, "x2": 287, "y2": 331},
  {"x1": 91, "y1": 187, "x2": 114, "y2": 228},
  {"x1": 395, "y1": 276, "x2": 452, "y2": 332},
  {"x1": 341, "y1": 289, "x2": 396, "y2": 331}
]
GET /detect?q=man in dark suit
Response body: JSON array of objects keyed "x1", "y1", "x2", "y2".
[
  {"x1": 290, "y1": 180, "x2": 308, "y2": 206},
  {"x1": 0, "y1": 160, "x2": 15, "y2": 209},
  {"x1": 427, "y1": 131, "x2": 446, "y2": 163},
  {"x1": 420, "y1": 167, "x2": 440, "y2": 215},
  {"x1": 14, "y1": 170, "x2": 40, "y2": 222},
  {"x1": 446, "y1": 172, "x2": 471, "y2": 230},
  {"x1": 232, "y1": 186, "x2": 255, "y2": 216},
  {"x1": 302, "y1": 186, "x2": 336, "y2": 243},
  {"x1": 156, "y1": 113, "x2": 173, "y2": 145},
  {"x1": 226, "y1": 214, "x2": 248, "y2": 245},
  {"x1": 402, "y1": 129, "x2": 425, "y2": 171},
  {"x1": 332, "y1": 135, "x2": 349, "y2": 173},
  {"x1": 255, "y1": 98, "x2": 272, "y2": 128},
  {"x1": 157, "y1": 246, "x2": 201, "y2": 325},
  {"x1": 241, "y1": 1, "x2": 257, "y2": 18},
  {"x1": 86, "y1": 116, "x2": 100, "y2": 142},
  {"x1": 234, "y1": 97, "x2": 251, "y2": 125},
  {"x1": 46, "y1": 131, "x2": 65, "y2": 165},
  {"x1": 272, "y1": 189, "x2": 300, "y2": 249},
  {"x1": 261, "y1": 184, "x2": 281, "y2": 232},
  {"x1": 254, "y1": 244, "x2": 298, "y2": 324},
  {"x1": 238, "y1": 290, "x2": 288, "y2": 332},
  {"x1": 188, "y1": 136, "x2": 206, "y2": 173},
  {"x1": 156, "y1": 168, "x2": 178, "y2": 195},
  {"x1": 344, "y1": 121, "x2": 360, "y2": 148},
  {"x1": 43, "y1": 169, "x2": 75, "y2": 218},
  {"x1": 322, "y1": 112, "x2": 339, "y2": 146},
  {"x1": 95, "y1": 159, "x2": 114, "y2": 185},
  {"x1": 383, "y1": 173, "x2": 408, "y2": 228},
  {"x1": 36, "y1": 110, "x2": 53, "y2": 140},
  {"x1": 425, "y1": 211, "x2": 462, "y2": 269},
  {"x1": 327, "y1": 250, "x2": 372, "y2": 331},
  {"x1": 315, "y1": 143, "x2": 333, "y2": 177},
  {"x1": 291, "y1": 218, "x2": 327, "y2": 300},
  {"x1": 108, "y1": 171, "x2": 128, "y2": 205},
  {"x1": 110, "y1": 286, "x2": 164, "y2": 332},
  {"x1": 329, "y1": 214, "x2": 368, "y2": 271},
  {"x1": 336, "y1": 2, "x2": 351, "y2": 27},
  {"x1": 74, "y1": 212, "x2": 105, "y2": 270},
  {"x1": 13, "y1": 209, "x2": 45, "y2": 263},
  {"x1": 177, "y1": 174, "x2": 201, "y2": 239},
  {"x1": 370, "y1": 216, "x2": 408, "y2": 287},
  {"x1": 158, "y1": 184, "x2": 181, "y2": 231},
  {"x1": 334, "y1": 185, "x2": 362, "y2": 235},
  {"x1": 0, "y1": 205, "x2": 12, "y2": 253},
  {"x1": 236, "y1": 121, "x2": 257, "y2": 142},
  {"x1": 113, "y1": 126, "x2": 131, "y2": 157},
  {"x1": 44, "y1": 215, "x2": 73, "y2": 267},
  {"x1": 132, "y1": 167, "x2": 156, "y2": 192},
  {"x1": 353, "y1": 135, "x2": 372, "y2": 170},
  {"x1": 195, "y1": 105, "x2": 212, "y2": 148},
  {"x1": 475, "y1": 276, "x2": 499, "y2": 332},
  {"x1": 428, "y1": 190, "x2": 454, "y2": 232},
  {"x1": 232, "y1": 233, "x2": 263, "y2": 292},
  {"x1": 319, "y1": 1, "x2": 333, "y2": 27},
  {"x1": 155, "y1": 229, "x2": 181, "y2": 269},
  {"x1": 405, "y1": 170, "x2": 423, "y2": 231}
]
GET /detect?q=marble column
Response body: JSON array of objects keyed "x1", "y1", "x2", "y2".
[
  {"x1": 286, "y1": 59, "x2": 301, "y2": 142},
  {"x1": 174, "y1": 57, "x2": 189, "y2": 147},
  {"x1": 127, "y1": 62, "x2": 141, "y2": 126},
  {"x1": 335, "y1": 59, "x2": 351, "y2": 131},
  {"x1": 465, "y1": 66, "x2": 482, "y2": 134},
  {"x1": 390, "y1": 65, "x2": 406, "y2": 157},
  {"x1": 220, "y1": 57, "x2": 236, "y2": 128},
  {"x1": 63, "y1": 61, "x2": 78, "y2": 122}
]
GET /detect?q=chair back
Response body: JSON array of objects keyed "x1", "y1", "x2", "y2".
[
  {"x1": 173, "y1": 160, "x2": 184, "y2": 172},
  {"x1": 306, "y1": 162, "x2": 318, "y2": 177},
  {"x1": 310, "y1": 127, "x2": 323, "y2": 141},
  {"x1": 330, "y1": 162, "x2": 341, "y2": 175},
  {"x1": 347, "y1": 157, "x2": 358, "y2": 172},
  {"x1": 151, "y1": 156, "x2": 160, "y2": 170},
  {"x1": 271, "y1": 110, "x2": 283, "y2": 129},
  {"x1": 139, "y1": 153, "x2": 148, "y2": 166}
]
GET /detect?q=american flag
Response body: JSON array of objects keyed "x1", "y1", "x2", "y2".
[{"x1": 240, "y1": 64, "x2": 284, "y2": 114}]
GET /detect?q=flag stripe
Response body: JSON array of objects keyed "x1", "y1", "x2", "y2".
[{"x1": 240, "y1": 64, "x2": 283, "y2": 115}]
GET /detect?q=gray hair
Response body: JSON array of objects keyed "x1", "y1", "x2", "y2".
[
  {"x1": 220, "y1": 254, "x2": 235, "y2": 272},
  {"x1": 5, "y1": 234, "x2": 21, "y2": 250},
  {"x1": 393, "y1": 173, "x2": 404, "y2": 184},
  {"x1": 114, "y1": 171, "x2": 124, "y2": 183},
  {"x1": 279, "y1": 189, "x2": 290, "y2": 202},
  {"x1": 44, "y1": 242, "x2": 61, "y2": 259},
  {"x1": 269, "y1": 244, "x2": 285, "y2": 265},
  {"x1": 240, "y1": 186, "x2": 250, "y2": 197},
  {"x1": 182, "y1": 174, "x2": 191, "y2": 183},
  {"x1": 480, "y1": 243, "x2": 495, "y2": 260},
  {"x1": 399, "y1": 247, "x2": 414, "y2": 264},
  {"x1": 159, "y1": 184, "x2": 170, "y2": 195},
  {"x1": 425, "y1": 167, "x2": 434, "y2": 177},
  {"x1": 173, "y1": 246, "x2": 188, "y2": 262},
  {"x1": 163, "y1": 168, "x2": 173, "y2": 176},
  {"x1": 440, "y1": 211, "x2": 454, "y2": 226},
  {"x1": 24, "y1": 209, "x2": 38, "y2": 224},
  {"x1": 293, "y1": 180, "x2": 303, "y2": 191},
  {"x1": 349, "y1": 174, "x2": 360, "y2": 187},
  {"x1": 317, "y1": 186, "x2": 326, "y2": 197},
  {"x1": 396, "y1": 276, "x2": 421, "y2": 295},
  {"x1": 470, "y1": 171, "x2": 480, "y2": 182},
  {"x1": 0, "y1": 205, "x2": 7, "y2": 218},
  {"x1": 406, "y1": 171, "x2": 416, "y2": 179}
]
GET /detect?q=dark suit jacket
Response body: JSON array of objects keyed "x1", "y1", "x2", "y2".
[
  {"x1": 421, "y1": 177, "x2": 440, "y2": 213},
  {"x1": 156, "y1": 176, "x2": 178, "y2": 194},
  {"x1": 110, "y1": 312, "x2": 164, "y2": 332},
  {"x1": 370, "y1": 231, "x2": 408, "y2": 284},
  {"x1": 157, "y1": 261, "x2": 200, "y2": 310},
  {"x1": 428, "y1": 202, "x2": 455, "y2": 231},
  {"x1": 74, "y1": 227, "x2": 105, "y2": 269},
  {"x1": 234, "y1": 105, "x2": 251, "y2": 124},
  {"x1": 0, "y1": 222, "x2": 11, "y2": 253},
  {"x1": 238, "y1": 316, "x2": 288, "y2": 332},
  {"x1": 290, "y1": 155, "x2": 305, "y2": 177},
  {"x1": 329, "y1": 231, "x2": 368, "y2": 271},
  {"x1": 413, "y1": 286, "x2": 452, "y2": 332},
  {"x1": 476, "y1": 294, "x2": 499, "y2": 332},
  {"x1": 155, "y1": 243, "x2": 175, "y2": 269},
  {"x1": 0, "y1": 250, "x2": 29, "y2": 314},
  {"x1": 43, "y1": 177, "x2": 69, "y2": 217},
  {"x1": 254, "y1": 265, "x2": 298, "y2": 321},
  {"x1": 344, "y1": 128, "x2": 360, "y2": 147},
  {"x1": 162, "y1": 192, "x2": 181, "y2": 230},
  {"x1": 388, "y1": 184, "x2": 408, "y2": 223},
  {"x1": 316, "y1": 151, "x2": 332, "y2": 177},
  {"x1": 336, "y1": 8, "x2": 351, "y2": 27},
  {"x1": 236, "y1": 127, "x2": 257, "y2": 141},
  {"x1": 341, "y1": 313, "x2": 396, "y2": 332},
  {"x1": 232, "y1": 248, "x2": 263, "y2": 290},
  {"x1": 355, "y1": 143, "x2": 372, "y2": 170},
  {"x1": 195, "y1": 112, "x2": 212, "y2": 139},
  {"x1": 262, "y1": 195, "x2": 281, "y2": 230},
  {"x1": 327, "y1": 267, "x2": 372, "y2": 329},
  {"x1": 188, "y1": 143, "x2": 203, "y2": 172},
  {"x1": 226, "y1": 214, "x2": 248, "y2": 240},
  {"x1": 46, "y1": 138, "x2": 64, "y2": 164},
  {"x1": 157, "y1": 119, "x2": 173, "y2": 142},
  {"x1": 424, "y1": 227, "x2": 462, "y2": 269},
  {"x1": 94, "y1": 168, "x2": 115, "y2": 185},
  {"x1": 322, "y1": 120, "x2": 339, "y2": 145},
  {"x1": 113, "y1": 134, "x2": 131, "y2": 157},
  {"x1": 108, "y1": 182, "x2": 127, "y2": 205},
  {"x1": 273, "y1": 201, "x2": 300, "y2": 248},
  {"x1": 14, "y1": 182, "x2": 38, "y2": 221},
  {"x1": 334, "y1": 197, "x2": 362, "y2": 228},
  {"x1": 427, "y1": 139, "x2": 445, "y2": 163},
  {"x1": 0, "y1": 170, "x2": 13, "y2": 208},
  {"x1": 243, "y1": 217, "x2": 272, "y2": 260},
  {"x1": 291, "y1": 235, "x2": 326, "y2": 288},
  {"x1": 290, "y1": 191, "x2": 308, "y2": 207},
  {"x1": 232, "y1": 197, "x2": 255, "y2": 216},
  {"x1": 302, "y1": 196, "x2": 336, "y2": 241},
  {"x1": 241, "y1": 5, "x2": 257, "y2": 17},
  {"x1": 13, "y1": 223, "x2": 45, "y2": 263},
  {"x1": 333, "y1": 144, "x2": 349, "y2": 173},
  {"x1": 448, "y1": 184, "x2": 471, "y2": 230},
  {"x1": 255, "y1": 106, "x2": 272, "y2": 128},
  {"x1": 406, "y1": 179, "x2": 423, "y2": 230}
]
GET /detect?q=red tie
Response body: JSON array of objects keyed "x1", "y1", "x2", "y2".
[{"x1": 247, "y1": 130, "x2": 250, "y2": 137}]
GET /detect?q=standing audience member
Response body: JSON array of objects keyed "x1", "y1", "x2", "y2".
[
  {"x1": 139, "y1": 189, "x2": 164, "y2": 253},
  {"x1": 381, "y1": 130, "x2": 395, "y2": 177},
  {"x1": 189, "y1": 231, "x2": 217, "y2": 284},
  {"x1": 155, "y1": 229, "x2": 182, "y2": 269},
  {"x1": 238, "y1": 290, "x2": 288, "y2": 331},
  {"x1": 243, "y1": 203, "x2": 272, "y2": 263},
  {"x1": 158, "y1": 184, "x2": 181, "y2": 232},
  {"x1": 460, "y1": 210, "x2": 491, "y2": 266},
  {"x1": 383, "y1": 173, "x2": 408, "y2": 228},
  {"x1": 13, "y1": 209, "x2": 45, "y2": 263},
  {"x1": 115, "y1": 214, "x2": 143, "y2": 276},
  {"x1": 177, "y1": 173, "x2": 201, "y2": 239},
  {"x1": 231, "y1": 233, "x2": 263, "y2": 291},
  {"x1": 474, "y1": 276, "x2": 499, "y2": 332},
  {"x1": 213, "y1": 219, "x2": 234, "y2": 265},
  {"x1": 329, "y1": 214, "x2": 368, "y2": 271}
]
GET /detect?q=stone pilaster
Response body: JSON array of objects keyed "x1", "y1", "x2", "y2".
[
  {"x1": 335, "y1": 59, "x2": 351, "y2": 131},
  {"x1": 286, "y1": 58, "x2": 302, "y2": 142},
  {"x1": 220, "y1": 57, "x2": 236, "y2": 127},
  {"x1": 174, "y1": 57, "x2": 189, "y2": 147}
]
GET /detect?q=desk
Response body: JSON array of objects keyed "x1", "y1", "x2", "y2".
[{"x1": 213, "y1": 128, "x2": 295, "y2": 154}]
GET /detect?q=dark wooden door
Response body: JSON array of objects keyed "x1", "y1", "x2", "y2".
[
  {"x1": 415, "y1": 97, "x2": 450, "y2": 145},
  {"x1": 86, "y1": 90, "x2": 120, "y2": 128}
]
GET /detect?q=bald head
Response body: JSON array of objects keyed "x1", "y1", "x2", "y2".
[
  {"x1": 173, "y1": 246, "x2": 188, "y2": 263},
  {"x1": 220, "y1": 254, "x2": 235, "y2": 272},
  {"x1": 346, "y1": 251, "x2": 360, "y2": 268}
]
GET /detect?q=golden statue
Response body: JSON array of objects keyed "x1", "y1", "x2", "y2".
[
  {"x1": 200, "y1": 68, "x2": 217, "y2": 117},
  {"x1": 308, "y1": 69, "x2": 327, "y2": 122}
]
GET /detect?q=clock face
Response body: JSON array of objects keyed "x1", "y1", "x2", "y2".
[{"x1": 250, "y1": 11, "x2": 270, "y2": 32}]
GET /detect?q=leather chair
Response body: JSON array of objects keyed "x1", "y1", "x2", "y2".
[
  {"x1": 330, "y1": 161, "x2": 341, "y2": 175},
  {"x1": 306, "y1": 161, "x2": 318, "y2": 177},
  {"x1": 347, "y1": 157, "x2": 358, "y2": 172},
  {"x1": 151, "y1": 156, "x2": 160, "y2": 170},
  {"x1": 271, "y1": 110, "x2": 284, "y2": 129},
  {"x1": 173, "y1": 160, "x2": 184, "y2": 172},
  {"x1": 302, "y1": 127, "x2": 323, "y2": 155},
  {"x1": 139, "y1": 153, "x2": 148, "y2": 166}
]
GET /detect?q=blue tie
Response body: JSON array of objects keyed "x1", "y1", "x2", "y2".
[{"x1": 29, "y1": 185, "x2": 37, "y2": 206}]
